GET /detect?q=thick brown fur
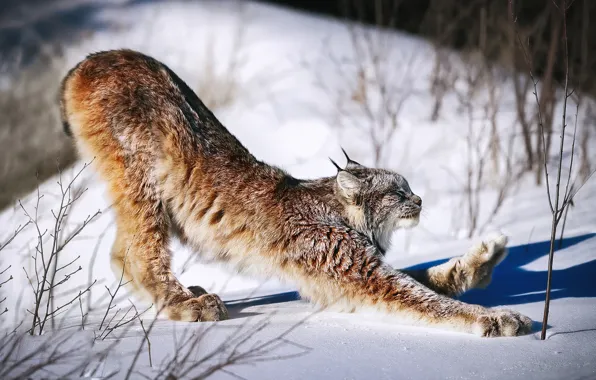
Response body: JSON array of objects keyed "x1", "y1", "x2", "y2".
[{"x1": 60, "y1": 49, "x2": 532, "y2": 337}]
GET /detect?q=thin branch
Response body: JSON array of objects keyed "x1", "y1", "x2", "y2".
[
  {"x1": 0, "y1": 221, "x2": 31, "y2": 252},
  {"x1": 132, "y1": 302, "x2": 153, "y2": 368},
  {"x1": 541, "y1": 0, "x2": 570, "y2": 341}
]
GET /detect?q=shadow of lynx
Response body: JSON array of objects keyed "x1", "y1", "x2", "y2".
[{"x1": 225, "y1": 233, "x2": 596, "y2": 311}]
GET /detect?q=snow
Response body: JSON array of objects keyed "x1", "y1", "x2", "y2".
[{"x1": 1, "y1": 0, "x2": 596, "y2": 379}]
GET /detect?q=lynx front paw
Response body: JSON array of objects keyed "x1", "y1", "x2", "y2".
[
  {"x1": 168, "y1": 294, "x2": 229, "y2": 322},
  {"x1": 473, "y1": 309, "x2": 533, "y2": 337},
  {"x1": 463, "y1": 234, "x2": 509, "y2": 289}
]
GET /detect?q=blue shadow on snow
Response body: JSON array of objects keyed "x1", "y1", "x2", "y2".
[{"x1": 406, "y1": 233, "x2": 596, "y2": 307}]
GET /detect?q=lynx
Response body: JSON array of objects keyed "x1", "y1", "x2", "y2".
[{"x1": 60, "y1": 49, "x2": 532, "y2": 337}]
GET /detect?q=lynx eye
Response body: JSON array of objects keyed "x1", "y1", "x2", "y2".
[{"x1": 384, "y1": 191, "x2": 404, "y2": 204}]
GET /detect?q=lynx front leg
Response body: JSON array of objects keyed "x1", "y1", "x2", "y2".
[
  {"x1": 302, "y1": 230, "x2": 531, "y2": 337},
  {"x1": 402, "y1": 234, "x2": 509, "y2": 298},
  {"x1": 356, "y1": 260, "x2": 530, "y2": 337},
  {"x1": 111, "y1": 200, "x2": 228, "y2": 322}
]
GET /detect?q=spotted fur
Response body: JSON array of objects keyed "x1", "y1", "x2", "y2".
[{"x1": 60, "y1": 49, "x2": 532, "y2": 337}]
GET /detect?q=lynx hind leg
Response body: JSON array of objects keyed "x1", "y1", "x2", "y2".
[
  {"x1": 109, "y1": 201, "x2": 228, "y2": 322},
  {"x1": 169, "y1": 224, "x2": 210, "y2": 299},
  {"x1": 463, "y1": 233, "x2": 509, "y2": 290}
]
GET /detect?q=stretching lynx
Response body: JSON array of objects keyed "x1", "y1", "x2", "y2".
[{"x1": 60, "y1": 49, "x2": 532, "y2": 337}]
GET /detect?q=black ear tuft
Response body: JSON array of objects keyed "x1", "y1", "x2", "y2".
[
  {"x1": 340, "y1": 147, "x2": 364, "y2": 170},
  {"x1": 329, "y1": 157, "x2": 342, "y2": 172},
  {"x1": 340, "y1": 147, "x2": 351, "y2": 162}
]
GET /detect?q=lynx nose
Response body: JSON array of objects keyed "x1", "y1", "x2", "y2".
[{"x1": 411, "y1": 195, "x2": 422, "y2": 207}]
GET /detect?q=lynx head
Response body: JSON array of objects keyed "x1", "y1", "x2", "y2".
[{"x1": 331, "y1": 149, "x2": 422, "y2": 253}]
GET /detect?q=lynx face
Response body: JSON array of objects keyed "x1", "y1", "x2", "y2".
[{"x1": 334, "y1": 158, "x2": 422, "y2": 253}]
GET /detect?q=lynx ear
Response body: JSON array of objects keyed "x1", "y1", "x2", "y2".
[{"x1": 336, "y1": 171, "x2": 362, "y2": 200}]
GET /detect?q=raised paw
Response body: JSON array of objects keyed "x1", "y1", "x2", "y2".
[
  {"x1": 473, "y1": 309, "x2": 533, "y2": 337},
  {"x1": 484, "y1": 233, "x2": 509, "y2": 266},
  {"x1": 167, "y1": 293, "x2": 229, "y2": 322},
  {"x1": 463, "y1": 234, "x2": 509, "y2": 289}
]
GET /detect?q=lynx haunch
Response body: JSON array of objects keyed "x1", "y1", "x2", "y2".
[{"x1": 60, "y1": 49, "x2": 532, "y2": 337}]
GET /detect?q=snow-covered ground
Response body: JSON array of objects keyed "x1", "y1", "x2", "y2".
[{"x1": 1, "y1": 1, "x2": 595, "y2": 379}]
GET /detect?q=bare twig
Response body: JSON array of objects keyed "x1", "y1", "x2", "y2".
[
  {"x1": 307, "y1": 5, "x2": 420, "y2": 167},
  {"x1": 509, "y1": 0, "x2": 593, "y2": 340},
  {"x1": 16, "y1": 162, "x2": 101, "y2": 335},
  {"x1": 123, "y1": 304, "x2": 163, "y2": 380},
  {"x1": 540, "y1": 0, "x2": 569, "y2": 340},
  {"x1": 99, "y1": 262, "x2": 132, "y2": 332},
  {"x1": 132, "y1": 303, "x2": 153, "y2": 368},
  {"x1": 0, "y1": 222, "x2": 31, "y2": 252}
]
